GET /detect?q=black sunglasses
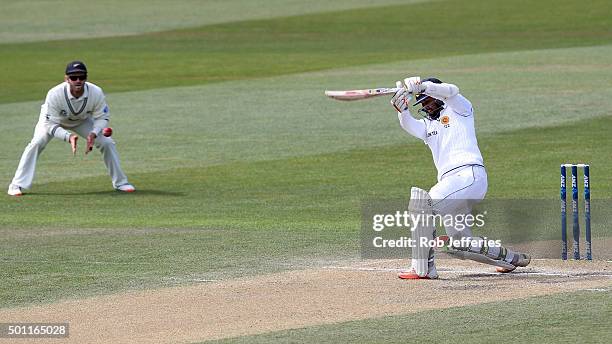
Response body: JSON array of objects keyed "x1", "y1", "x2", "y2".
[{"x1": 68, "y1": 75, "x2": 87, "y2": 81}]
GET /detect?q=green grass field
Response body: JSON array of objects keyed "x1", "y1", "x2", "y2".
[{"x1": 0, "y1": 0, "x2": 610, "y2": 342}]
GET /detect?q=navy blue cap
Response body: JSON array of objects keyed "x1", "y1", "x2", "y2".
[{"x1": 65, "y1": 61, "x2": 87, "y2": 75}]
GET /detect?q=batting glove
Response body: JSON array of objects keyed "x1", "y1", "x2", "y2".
[
  {"x1": 391, "y1": 81, "x2": 410, "y2": 113},
  {"x1": 403, "y1": 76, "x2": 425, "y2": 94}
]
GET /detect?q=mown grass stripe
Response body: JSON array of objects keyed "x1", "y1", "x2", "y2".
[
  {"x1": 1, "y1": 0, "x2": 611, "y2": 104},
  {"x1": 2, "y1": 114, "x2": 611, "y2": 231},
  {"x1": 0, "y1": 0, "x2": 419, "y2": 44},
  {"x1": 2, "y1": 44, "x2": 611, "y2": 186}
]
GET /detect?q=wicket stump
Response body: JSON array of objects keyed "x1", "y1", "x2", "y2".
[{"x1": 560, "y1": 163, "x2": 591, "y2": 260}]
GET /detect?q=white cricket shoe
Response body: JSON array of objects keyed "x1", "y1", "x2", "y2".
[
  {"x1": 399, "y1": 261, "x2": 438, "y2": 280},
  {"x1": 116, "y1": 184, "x2": 136, "y2": 193},
  {"x1": 7, "y1": 184, "x2": 23, "y2": 196},
  {"x1": 398, "y1": 266, "x2": 438, "y2": 280}
]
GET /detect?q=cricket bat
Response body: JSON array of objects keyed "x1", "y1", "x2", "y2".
[{"x1": 324, "y1": 87, "x2": 399, "y2": 101}]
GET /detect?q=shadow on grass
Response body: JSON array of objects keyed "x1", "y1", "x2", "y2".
[{"x1": 29, "y1": 189, "x2": 186, "y2": 197}]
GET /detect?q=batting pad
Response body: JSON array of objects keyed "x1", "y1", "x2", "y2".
[
  {"x1": 445, "y1": 249, "x2": 515, "y2": 270},
  {"x1": 444, "y1": 236, "x2": 516, "y2": 270},
  {"x1": 409, "y1": 187, "x2": 435, "y2": 277}
]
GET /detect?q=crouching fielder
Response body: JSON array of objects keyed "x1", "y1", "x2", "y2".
[
  {"x1": 7, "y1": 61, "x2": 135, "y2": 196},
  {"x1": 391, "y1": 77, "x2": 530, "y2": 279}
]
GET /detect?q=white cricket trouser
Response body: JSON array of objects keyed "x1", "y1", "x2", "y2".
[
  {"x1": 428, "y1": 165, "x2": 487, "y2": 239},
  {"x1": 11, "y1": 116, "x2": 129, "y2": 189}
]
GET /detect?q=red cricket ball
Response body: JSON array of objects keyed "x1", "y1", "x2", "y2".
[{"x1": 102, "y1": 127, "x2": 113, "y2": 137}]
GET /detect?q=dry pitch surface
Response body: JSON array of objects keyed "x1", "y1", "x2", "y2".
[{"x1": 0, "y1": 259, "x2": 610, "y2": 344}]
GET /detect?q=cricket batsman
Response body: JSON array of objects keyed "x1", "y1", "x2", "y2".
[
  {"x1": 7, "y1": 61, "x2": 135, "y2": 196},
  {"x1": 391, "y1": 76, "x2": 530, "y2": 279}
]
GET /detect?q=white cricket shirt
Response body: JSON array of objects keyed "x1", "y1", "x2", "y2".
[
  {"x1": 398, "y1": 91, "x2": 484, "y2": 181},
  {"x1": 41, "y1": 81, "x2": 109, "y2": 135},
  {"x1": 423, "y1": 94, "x2": 484, "y2": 181}
]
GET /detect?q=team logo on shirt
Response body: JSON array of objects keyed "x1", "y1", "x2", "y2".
[
  {"x1": 440, "y1": 115, "x2": 450, "y2": 128},
  {"x1": 59, "y1": 110, "x2": 67, "y2": 117}
]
